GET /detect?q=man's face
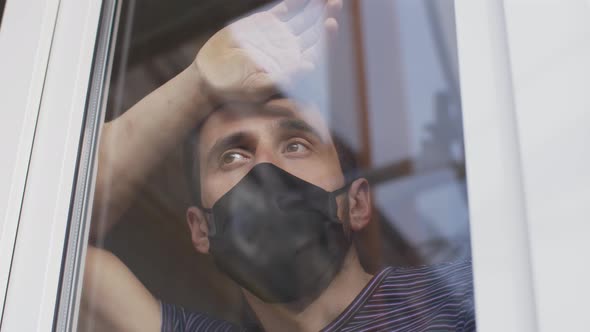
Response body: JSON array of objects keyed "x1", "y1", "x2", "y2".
[{"x1": 197, "y1": 98, "x2": 345, "y2": 209}]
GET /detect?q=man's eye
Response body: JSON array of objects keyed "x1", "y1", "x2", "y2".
[
  {"x1": 221, "y1": 152, "x2": 246, "y2": 165},
  {"x1": 284, "y1": 142, "x2": 309, "y2": 154}
]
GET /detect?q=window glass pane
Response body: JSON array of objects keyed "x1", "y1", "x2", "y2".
[{"x1": 77, "y1": 1, "x2": 477, "y2": 331}]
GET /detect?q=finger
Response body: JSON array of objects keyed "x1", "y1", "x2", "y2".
[
  {"x1": 298, "y1": 13, "x2": 323, "y2": 50},
  {"x1": 290, "y1": 0, "x2": 341, "y2": 37},
  {"x1": 324, "y1": 0, "x2": 343, "y2": 20},
  {"x1": 286, "y1": 0, "x2": 326, "y2": 35},
  {"x1": 270, "y1": 0, "x2": 311, "y2": 21},
  {"x1": 298, "y1": 0, "x2": 341, "y2": 50},
  {"x1": 299, "y1": 16, "x2": 339, "y2": 58},
  {"x1": 301, "y1": 21, "x2": 338, "y2": 72},
  {"x1": 324, "y1": 17, "x2": 339, "y2": 45}
]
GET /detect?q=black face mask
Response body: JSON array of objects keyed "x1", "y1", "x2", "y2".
[{"x1": 202, "y1": 163, "x2": 351, "y2": 303}]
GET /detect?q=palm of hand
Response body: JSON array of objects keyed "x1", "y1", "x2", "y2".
[{"x1": 195, "y1": 0, "x2": 340, "y2": 101}]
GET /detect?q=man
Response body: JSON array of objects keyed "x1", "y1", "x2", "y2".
[{"x1": 83, "y1": 0, "x2": 475, "y2": 331}]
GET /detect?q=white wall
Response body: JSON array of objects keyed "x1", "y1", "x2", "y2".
[{"x1": 505, "y1": 0, "x2": 590, "y2": 330}]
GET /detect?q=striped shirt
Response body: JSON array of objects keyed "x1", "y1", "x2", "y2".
[{"x1": 161, "y1": 260, "x2": 475, "y2": 331}]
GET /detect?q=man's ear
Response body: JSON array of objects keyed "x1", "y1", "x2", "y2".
[
  {"x1": 346, "y1": 178, "x2": 372, "y2": 232},
  {"x1": 187, "y1": 206, "x2": 210, "y2": 254}
]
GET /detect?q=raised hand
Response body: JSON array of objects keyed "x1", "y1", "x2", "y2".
[
  {"x1": 194, "y1": 0, "x2": 343, "y2": 103},
  {"x1": 91, "y1": 0, "x2": 343, "y2": 242}
]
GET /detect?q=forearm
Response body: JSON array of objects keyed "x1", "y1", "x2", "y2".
[
  {"x1": 81, "y1": 246, "x2": 161, "y2": 332},
  {"x1": 91, "y1": 65, "x2": 210, "y2": 241}
]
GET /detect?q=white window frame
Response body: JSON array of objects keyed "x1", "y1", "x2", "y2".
[
  {"x1": 1, "y1": 0, "x2": 562, "y2": 331},
  {"x1": 455, "y1": 1, "x2": 537, "y2": 331},
  {"x1": 0, "y1": 0, "x2": 62, "y2": 323},
  {"x1": 0, "y1": 0, "x2": 106, "y2": 330}
]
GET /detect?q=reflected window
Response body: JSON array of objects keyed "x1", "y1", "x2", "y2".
[{"x1": 73, "y1": 1, "x2": 476, "y2": 331}]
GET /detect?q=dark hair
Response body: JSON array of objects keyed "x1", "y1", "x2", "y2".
[{"x1": 184, "y1": 126, "x2": 359, "y2": 208}]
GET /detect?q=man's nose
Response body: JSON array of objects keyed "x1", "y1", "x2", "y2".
[{"x1": 253, "y1": 147, "x2": 282, "y2": 167}]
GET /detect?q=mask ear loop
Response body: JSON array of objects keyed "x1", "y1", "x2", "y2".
[
  {"x1": 199, "y1": 206, "x2": 216, "y2": 237},
  {"x1": 328, "y1": 183, "x2": 352, "y2": 223},
  {"x1": 328, "y1": 182, "x2": 357, "y2": 242}
]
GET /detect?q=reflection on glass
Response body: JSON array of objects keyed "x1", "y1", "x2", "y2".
[{"x1": 80, "y1": 1, "x2": 476, "y2": 331}]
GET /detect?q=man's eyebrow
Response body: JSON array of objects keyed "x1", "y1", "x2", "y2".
[
  {"x1": 207, "y1": 132, "x2": 249, "y2": 165},
  {"x1": 277, "y1": 118, "x2": 324, "y2": 143}
]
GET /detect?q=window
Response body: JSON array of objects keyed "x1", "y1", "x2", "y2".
[{"x1": 66, "y1": 1, "x2": 478, "y2": 331}]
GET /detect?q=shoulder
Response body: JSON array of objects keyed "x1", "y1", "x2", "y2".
[
  {"x1": 383, "y1": 259, "x2": 473, "y2": 284},
  {"x1": 374, "y1": 260, "x2": 476, "y2": 331},
  {"x1": 160, "y1": 302, "x2": 243, "y2": 332},
  {"x1": 376, "y1": 259, "x2": 475, "y2": 311}
]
